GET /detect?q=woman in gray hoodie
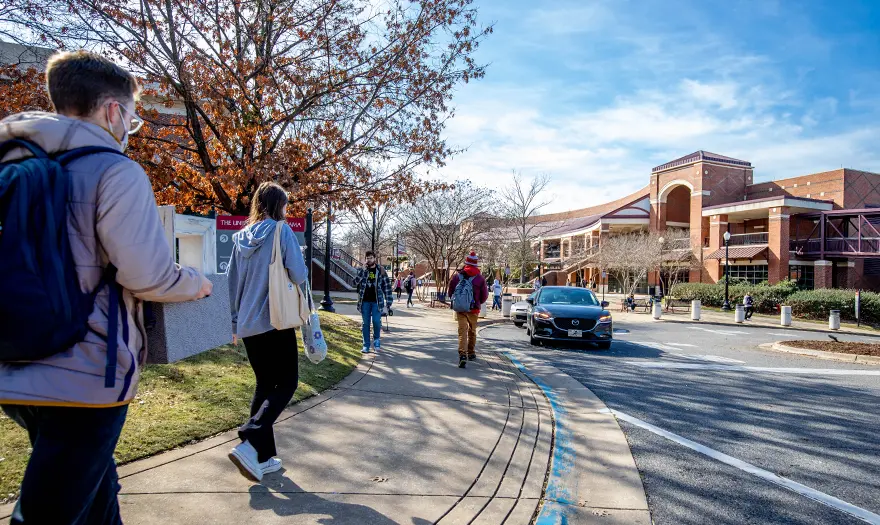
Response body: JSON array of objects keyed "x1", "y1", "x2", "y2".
[{"x1": 226, "y1": 182, "x2": 308, "y2": 482}]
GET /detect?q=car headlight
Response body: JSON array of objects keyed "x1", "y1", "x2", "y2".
[
  {"x1": 598, "y1": 314, "x2": 612, "y2": 323},
  {"x1": 534, "y1": 311, "x2": 552, "y2": 320}
]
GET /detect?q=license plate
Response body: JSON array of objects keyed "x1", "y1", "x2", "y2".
[{"x1": 567, "y1": 329, "x2": 583, "y2": 338}]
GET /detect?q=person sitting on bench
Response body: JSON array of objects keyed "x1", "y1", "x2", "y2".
[{"x1": 625, "y1": 293, "x2": 637, "y2": 312}]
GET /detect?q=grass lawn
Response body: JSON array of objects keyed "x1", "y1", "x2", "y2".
[{"x1": 0, "y1": 311, "x2": 361, "y2": 504}]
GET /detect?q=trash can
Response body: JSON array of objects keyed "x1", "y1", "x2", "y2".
[
  {"x1": 780, "y1": 305, "x2": 792, "y2": 326},
  {"x1": 829, "y1": 310, "x2": 840, "y2": 330},
  {"x1": 652, "y1": 300, "x2": 662, "y2": 320},
  {"x1": 502, "y1": 293, "x2": 514, "y2": 317},
  {"x1": 734, "y1": 304, "x2": 745, "y2": 323},
  {"x1": 479, "y1": 301, "x2": 487, "y2": 319},
  {"x1": 691, "y1": 300, "x2": 701, "y2": 321}
]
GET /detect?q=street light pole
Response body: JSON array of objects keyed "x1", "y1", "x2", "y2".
[
  {"x1": 305, "y1": 208, "x2": 313, "y2": 296},
  {"x1": 320, "y1": 200, "x2": 335, "y2": 312},
  {"x1": 721, "y1": 230, "x2": 732, "y2": 310}
]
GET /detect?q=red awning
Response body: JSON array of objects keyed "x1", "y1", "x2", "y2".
[{"x1": 706, "y1": 245, "x2": 768, "y2": 260}]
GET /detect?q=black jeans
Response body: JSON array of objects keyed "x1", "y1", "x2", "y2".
[
  {"x1": 239, "y1": 328, "x2": 299, "y2": 463},
  {"x1": 1, "y1": 404, "x2": 128, "y2": 525},
  {"x1": 406, "y1": 289, "x2": 414, "y2": 306},
  {"x1": 744, "y1": 306, "x2": 754, "y2": 319}
]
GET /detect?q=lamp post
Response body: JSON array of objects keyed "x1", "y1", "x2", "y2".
[
  {"x1": 721, "y1": 230, "x2": 732, "y2": 310},
  {"x1": 657, "y1": 236, "x2": 665, "y2": 297},
  {"x1": 371, "y1": 207, "x2": 377, "y2": 253},
  {"x1": 320, "y1": 200, "x2": 335, "y2": 312}
]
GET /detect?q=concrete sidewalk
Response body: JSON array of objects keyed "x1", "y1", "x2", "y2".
[{"x1": 113, "y1": 306, "x2": 553, "y2": 524}]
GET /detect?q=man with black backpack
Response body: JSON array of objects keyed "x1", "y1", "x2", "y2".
[
  {"x1": 0, "y1": 51, "x2": 211, "y2": 524},
  {"x1": 447, "y1": 252, "x2": 488, "y2": 368}
]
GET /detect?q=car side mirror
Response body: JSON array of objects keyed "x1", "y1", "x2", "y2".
[
  {"x1": 526, "y1": 297, "x2": 534, "y2": 305},
  {"x1": 601, "y1": 301, "x2": 609, "y2": 308}
]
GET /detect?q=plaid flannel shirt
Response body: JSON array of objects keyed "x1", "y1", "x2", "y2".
[{"x1": 355, "y1": 265, "x2": 394, "y2": 309}]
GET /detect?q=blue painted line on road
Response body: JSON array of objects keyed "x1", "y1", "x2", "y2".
[{"x1": 503, "y1": 352, "x2": 574, "y2": 525}]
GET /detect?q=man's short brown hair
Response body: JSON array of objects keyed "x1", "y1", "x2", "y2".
[{"x1": 45, "y1": 51, "x2": 140, "y2": 116}]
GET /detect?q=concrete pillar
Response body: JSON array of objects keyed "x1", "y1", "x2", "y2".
[
  {"x1": 708, "y1": 214, "x2": 728, "y2": 282},
  {"x1": 768, "y1": 207, "x2": 790, "y2": 284},
  {"x1": 814, "y1": 260, "x2": 833, "y2": 288}
]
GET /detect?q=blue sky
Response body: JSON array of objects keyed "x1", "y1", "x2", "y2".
[{"x1": 438, "y1": 0, "x2": 880, "y2": 213}]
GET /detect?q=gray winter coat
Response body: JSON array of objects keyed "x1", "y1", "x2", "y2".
[
  {"x1": 0, "y1": 112, "x2": 204, "y2": 407},
  {"x1": 226, "y1": 219, "x2": 308, "y2": 338}
]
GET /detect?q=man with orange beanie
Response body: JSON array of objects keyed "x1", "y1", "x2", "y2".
[{"x1": 447, "y1": 251, "x2": 489, "y2": 368}]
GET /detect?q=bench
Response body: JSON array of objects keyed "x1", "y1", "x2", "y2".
[
  {"x1": 430, "y1": 292, "x2": 449, "y2": 308},
  {"x1": 620, "y1": 298, "x2": 651, "y2": 312},
  {"x1": 665, "y1": 298, "x2": 692, "y2": 313}
]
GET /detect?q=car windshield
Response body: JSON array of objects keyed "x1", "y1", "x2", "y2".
[{"x1": 538, "y1": 288, "x2": 599, "y2": 306}]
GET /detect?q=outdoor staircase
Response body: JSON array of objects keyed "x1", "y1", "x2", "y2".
[{"x1": 309, "y1": 236, "x2": 362, "y2": 291}]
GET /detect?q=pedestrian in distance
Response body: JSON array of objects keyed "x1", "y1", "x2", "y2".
[
  {"x1": 394, "y1": 276, "x2": 403, "y2": 300},
  {"x1": 356, "y1": 251, "x2": 393, "y2": 353},
  {"x1": 743, "y1": 292, "x2": 754, "y2": 320},
  {"x1": 226, "y1": 181, "x2": 308, "y2": 482},
  {"x1": 405, "y1": 270, "x2": 417, "y2": 308},
  {"x1": 542, "y1": 276, "x2": 548, "y2": 288},
  {"x1": 448, "y1": 252, "x2": 489, "y2": 368},
  {"x1": 533, "y1": 277, "x2": 542, "y2": 291},
  {"x1": 0, "y1": 50, "x2": 213, "y2": 525},
  {"x1": 491, "y1": 278, "x2": 503, "y2": 310}
]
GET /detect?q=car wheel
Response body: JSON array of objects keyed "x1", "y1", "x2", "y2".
[
  {"x1": 514, "y1": 322, "x2": 524, "y2": 328},
  {"x1": 529, "y1": 334, "x2": 539, "y2": 346},
  {"x1": 596, "y1": 341, "x2": 611, "y2": 350}
]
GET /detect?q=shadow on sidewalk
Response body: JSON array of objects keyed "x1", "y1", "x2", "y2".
[{"x1": 249, "y1": 473, "x2": 399, "y2": 524}]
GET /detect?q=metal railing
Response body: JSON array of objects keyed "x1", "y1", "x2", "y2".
[
  {"x1": 311, "y1": 237, "x2": 358, "y2": 288},
  {"x1": 727, "y1": 232, "x2": 768, "y2": 246},
  {"x1": 791, "y1": 237, "x2": 880, "y2": 255}
]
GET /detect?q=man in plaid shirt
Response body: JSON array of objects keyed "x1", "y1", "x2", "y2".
[{"x1": 355, "y1": 250, "x2": 394, "y2": 353}]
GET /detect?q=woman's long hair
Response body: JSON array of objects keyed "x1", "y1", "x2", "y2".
[{"x1": 247, "y1": 182, "x2": 289, "y2": 225}]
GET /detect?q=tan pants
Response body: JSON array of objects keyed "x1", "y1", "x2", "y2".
[{"x1": 456, "y1": 312, "x2": 478, "y2": 357}]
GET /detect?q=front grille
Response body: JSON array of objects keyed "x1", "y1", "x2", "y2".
[{"x1": 555, "y1": 318, "x2": 596, "y2": 330}]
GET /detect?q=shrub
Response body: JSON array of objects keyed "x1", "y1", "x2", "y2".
[
  {"x1": 670, "y1": 281, "x2": 874, "y2": 324},
  {"x1": 669, "y1": 280, "x2": 799, "y2": 313},
  {"x1": 786, "y1": 289, "x2": 880, "y2": 324}
]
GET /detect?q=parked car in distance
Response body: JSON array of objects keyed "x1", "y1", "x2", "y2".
[
  {"x1": 511, "y1": 293, "x2": 534, "y2": 327},
  {"x1": 526, "y1": 286, "x2": 612, "y2": 349}
]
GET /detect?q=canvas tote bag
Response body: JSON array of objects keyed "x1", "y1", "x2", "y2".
[{"x1": 269, "y1": 221, "x2": 310, "y2": 330}]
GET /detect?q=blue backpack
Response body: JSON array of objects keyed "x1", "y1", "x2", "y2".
[
  {"x1": 0, "y1": 139, "x2": 126, "y2": 388},
  {"x1": 451, "y1": 272, "x2": 476, "y2": 313}
]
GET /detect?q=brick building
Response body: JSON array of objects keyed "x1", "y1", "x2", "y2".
[{"x1": 531, "y1": 151, "x2": 880, "y2": 291}]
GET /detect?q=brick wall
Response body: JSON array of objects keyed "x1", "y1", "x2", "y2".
[{"x1": 747, "y1": 169, "x2": 846, "y2": 207}]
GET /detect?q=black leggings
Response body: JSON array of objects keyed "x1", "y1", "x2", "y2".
[{"x1": 239, "y1": 328, "x2": 299, "y2": 462}]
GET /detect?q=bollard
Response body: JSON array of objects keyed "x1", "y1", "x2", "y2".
[
  {"x1": 734, "y1": 304, "x2": 745, "y2": 323},
  {"x1": 479, "y1": 301, "x2": 487, "y2": 319},
  {"x1": 780, "y1": 305, "x2": 792, "y2": 326},
  {"x1": 829, "y1": 309, "x2": 840, "y2": 330},
  {"x1": 652, "y1": 300, "x2": 662, "y2": 320},
  {"x1": 501, "y1": 293, "x2": 514, "y2": 317},
  {"x1": 691, "y1": 300, "x2": 701, "y2": 321}
]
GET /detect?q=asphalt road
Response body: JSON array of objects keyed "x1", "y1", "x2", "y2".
[{"x1": 481, "y1": 316, "x2": 880, "y2": 525}]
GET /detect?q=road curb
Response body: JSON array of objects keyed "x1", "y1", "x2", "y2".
[
  {"x1": 760, "y1": 342, "x2": 880, "y2": 366},
  {"x1": 501, "y1": 352, "x2": 651, "y2": 525},
  {"x1": 657, "y1": 317, "x2": 880, "y2": 338}
]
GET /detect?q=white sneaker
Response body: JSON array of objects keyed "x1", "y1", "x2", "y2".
[
  {"x1": 229, "y1": 440, "x2": 263, "y2": 482},
  {"x1": 361, "y1": 345, "x2": 371, "y2": 354},
  {"x1": 260, "y1": 457, "x2": 282, "y2": 475},
  {"x1": 373, "y1": 339, "x2": 381, "y2": 351}
]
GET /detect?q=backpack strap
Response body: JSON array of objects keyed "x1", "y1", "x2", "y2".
[
  {"x1": 55, "y1": 146, "x2": 127, "y2": 165},
  {"x1": 96, "y1": 264, "x2": 120, "y2": 388}
]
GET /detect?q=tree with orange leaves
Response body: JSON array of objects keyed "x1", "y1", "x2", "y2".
[{"x1": 1, "y1": 0, "x2": 491, "y2": 215}]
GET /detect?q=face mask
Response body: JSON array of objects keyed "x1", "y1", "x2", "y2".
[{"x1": 105, "y1": 105, "x2": 130, "y2": 152}]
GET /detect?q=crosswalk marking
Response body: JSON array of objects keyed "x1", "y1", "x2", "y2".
[{"x1": 688, "y1": 326, "x2": 748, "y2": 336}]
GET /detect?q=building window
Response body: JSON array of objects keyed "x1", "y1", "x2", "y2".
[
  {"x1": 724, "y1": 265, "x2": 768, "y2": 284},
  {"x1": 789, "y1": 265, "x2": 814, "y2": 289}
]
